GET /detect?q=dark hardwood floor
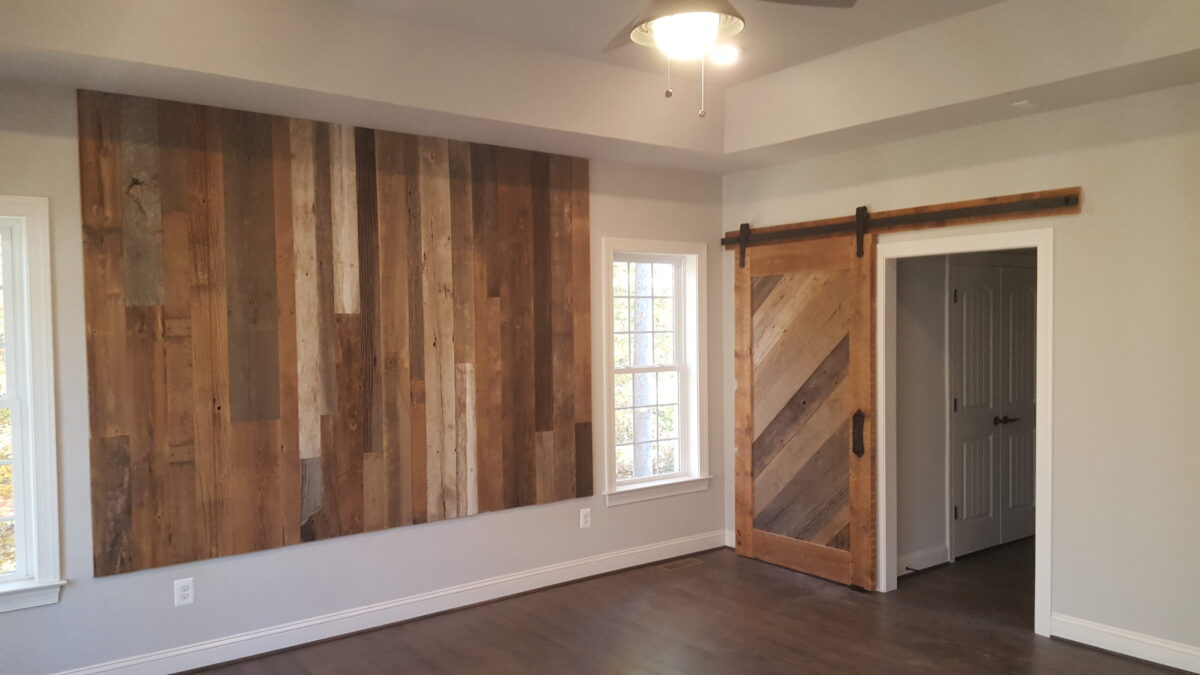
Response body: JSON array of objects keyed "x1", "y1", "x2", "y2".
[{"x1": 204, "y1": 538, "x2": 1174, "y2": 674}]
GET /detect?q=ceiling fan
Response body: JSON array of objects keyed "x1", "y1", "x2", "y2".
[
  {"x1": 604, "y1": 0, "x2": 858, "y2": 56},
  {"x1": 604, "y1": 0, "x2": 858, "y2": 116}
]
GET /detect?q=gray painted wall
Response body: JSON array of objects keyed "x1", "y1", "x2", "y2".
[
  {"x1": 895, "y1": 256, "x2": 948, "y2": 568},
  {"x1": 723, "y1": 82, "x2": 1200, "y2": 649},
  {"x1": 0, "y1": 78, "x2": 728, "y2": 673}
]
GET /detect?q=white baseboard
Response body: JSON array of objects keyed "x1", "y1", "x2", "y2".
[
  {"x1": 724, "y1": 529, "x2": 735, "y2": 548},
  {"x1": 58, "y1": 530, "x2": 726, "y2": 675},
  {"x1": 897, "y1": 544, "x2": 950, "y2": 576},
  {"x1": 1051, "y1": 613, "x2": 1200, "y2": 673}
]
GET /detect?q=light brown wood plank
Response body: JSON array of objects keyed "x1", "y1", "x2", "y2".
[
  {"x1": 125, "y1": 305, "x2": 166, "y2": 570},
  {"x1": 455, "y1": 363, "x2": 479, "y2": 516},
  {"x1": 330, "y1": 123, "x2": 361, "y2": 314},
  {"x1": 272, "y1": 116, "x2": 302, "y2": 547},
  {"x1": 80, "y1": 91, "x2": 130, "y2": 441},
  {"x1": 419, "y1": 136, "x2": 457, "y2": 521},
  {"x1": 291, "y1": 118, "x2": 324, "y2": 463}
]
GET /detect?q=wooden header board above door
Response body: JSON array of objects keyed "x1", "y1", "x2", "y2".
[{"x1": 79, "y1": 91, "x2": 592, "y2": 575}]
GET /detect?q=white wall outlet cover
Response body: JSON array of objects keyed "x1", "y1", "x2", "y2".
[
  {"x1": 174, "y1": 578, "x2": 195, "y2": 607},
  {"x1": 579, "y1": 508, "x2": 592, "y2": 529}
]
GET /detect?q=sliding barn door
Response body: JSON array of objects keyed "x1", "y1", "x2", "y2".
[{"x1": 735, "y1": 235, "x2": 876, "y2": 590}]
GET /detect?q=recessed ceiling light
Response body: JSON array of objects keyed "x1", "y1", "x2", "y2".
[{"x1": 709, "y1": 44, "x2": 740, "y2": 66}]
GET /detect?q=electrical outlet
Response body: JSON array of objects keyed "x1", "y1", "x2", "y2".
[
  {"x1": 579, "y1": 508, "x2": 591, "y2": 529},
  {"x1": 174, "y1": 577, "x2": 195, "y2": 607}
]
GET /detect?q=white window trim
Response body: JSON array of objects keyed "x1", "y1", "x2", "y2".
[
  {"x1": 0, "y1": 196, "x2": 63, "y2": 612},
  {"x1": 598, "y1": 237, "x2": 710, "y2": 507}
]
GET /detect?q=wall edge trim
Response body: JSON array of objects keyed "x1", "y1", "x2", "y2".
[
  {"x1": 1050, "y1": 612, "x2": 1200, "y2": 672},
  {"x1": 56, "y1": 529, "x2": 727, "y2": 674},
  {"x1": 896, "y1": 544, "x2": 950, "y2": 576}
]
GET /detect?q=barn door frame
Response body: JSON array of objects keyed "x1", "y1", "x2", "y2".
[{"x1": 875, "y1": 225, "x2": 1054, "y2": 636}]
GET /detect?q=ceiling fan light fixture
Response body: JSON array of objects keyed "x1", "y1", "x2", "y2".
[
  {"x1": 629, "y1": 1, "x2": 746, "y2": 61},
  {"x1": 708, "y1": 43, "x2": 740, "y2": 65}
]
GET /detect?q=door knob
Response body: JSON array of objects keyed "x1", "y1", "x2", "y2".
[{"x1": 993, "y1": 415, "x2": 1021, "y2": 425}]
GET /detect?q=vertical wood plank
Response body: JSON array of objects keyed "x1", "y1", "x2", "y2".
[
  {"x1": 849, "y1": 234, "x2": 877, "y2": 590},
  {"x1": 549, "y1": 156, "x2": 577, "y2": 500},
  {"x1": 90, "y1": 436, "x2": 133, "y2": 576},
  {"x1": 497, "y1": 148, "x2": 537, "y2": 507},
  {"x1": 734, "y1": 259, "x2": 755, "y2": 557},
  {"x1": 157, "y1": 99, "x2": 203, "y2": 565},
  {"x1": 404, "y1": 134, "x2": 429, "y2": 525},
  {"x1": 222, "y1": 109, "x2": 281, "y2": 423},
  {"x1": 456, "y1": 364, "x2": 479, "y2": 516},
  {"x1": 314, "y1": 122, "x2": 338, "y2": 415},
  {"x1": 125, "y1": 305, "x2": 166, "y2": 570},
  {"x1": 470, "y1": 144, "x2": 504, "y2": 512},
  {"x1": 531, "y1": 153, "x2": 553, "y2": 440},
  {"x1": 375, "y1": 131, "x2": 414, "y2": 528},
  {"x1": 120, "y1": 95, "x2": 164, "y2": 306},
  {"x1": 419, "y1": 136, "x2": 457, "y2": 521},
  {"x1": 272, "y1": 116, "x2": 302, "y2": 546},
  {"x1": 357, "y1": 127, "x2": 387, "y2": 531},
  {"x1": 449, "y1": 140, "x2": 475, "y2": 516},
  {"x1": 79, "y1": 91, "x2": 130, "y2": 441},
  {"x1": 194, "y1": 105, "x2": 234, "y2": 558},
  {"x1": 570, "y1": 158, "x2": 593, "y2": 497},
  {"x1": 330, "y1": 124, "x2": 361, "y2": 314},
  {"x1": 291, "y1": 119, "x2": 323, "y2": 465}
]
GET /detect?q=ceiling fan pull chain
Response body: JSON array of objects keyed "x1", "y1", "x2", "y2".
[
  {"x1": 699, "y1": 57, "x2": 708, "y2": 118},
  {"x1": 665, "y1": 57, "x2": 673, "y2": 98}
]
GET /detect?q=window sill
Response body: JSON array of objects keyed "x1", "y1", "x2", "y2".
[
  {"x1": 0, "y1": 578, "x2": 66, "y2": 612},
  {"x1": 605, "y1": 475, "x2": 713, "y2": 506}
]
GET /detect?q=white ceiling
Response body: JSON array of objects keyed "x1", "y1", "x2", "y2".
[{"x1": 331, "y1": 0, "x2": 1003, "y2": 84}]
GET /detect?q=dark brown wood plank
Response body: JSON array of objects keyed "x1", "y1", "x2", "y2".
[
  {"x1": 314, "y1": 122, "x2": 338, "y2": 415},
  {"x1": 205, "y1": 542, "x2": 1170, "y2": 675},
  {"x1": 531, "y1": 153, "x2": 553, "y2": 436},
  {"x1": 449, "y1": 140, "x2": 477, "y2": 514},
  {"x1": 90, "y1": 435, "x2": 133, "y2": 576},
  {"x1": 549, "y1": 155, "x2": 576, "y2": 500},
  {"x1": 469, "y1": 144, "x2": 503, "y2": 512},
  {"x1": 222, "y1": 109, "x2": 281, "y2": 423},
  {"x1": 497, "y1": 147, "x2": 536, "y2": 507},
  {"x1": 375, "y1": 130, "x2": 414, "y2": 528},
  {"x1": 570, "y1": 157, "x2": 592, "y2": 498}
]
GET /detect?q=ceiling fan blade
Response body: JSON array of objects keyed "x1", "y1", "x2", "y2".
[
  {"x1": 602, "y1": 15, "x2": 646, "y2": 53},
  {"x1": 758, "y1": 0, "x2": 858, "y2": 7}
]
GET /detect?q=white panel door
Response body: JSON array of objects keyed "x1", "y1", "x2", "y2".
[
  {"x1": 949, "y1": 262, "x2": 1003, "y2": 557},
  {"x1": 1000, "y1": 266, "x2": 1037, "y2": 542}
]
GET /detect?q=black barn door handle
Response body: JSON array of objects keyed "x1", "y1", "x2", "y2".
[
  {"x1": 993, "y1": 415, "x2": 1021, "y2": 426},
  {"x1": 852, "y1": 410, "x2": 865, "y2": 457}
]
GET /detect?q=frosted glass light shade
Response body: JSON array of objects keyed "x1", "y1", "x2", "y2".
[{"x1": 651, "y1": 12, "x2": 721, "y2": 61}]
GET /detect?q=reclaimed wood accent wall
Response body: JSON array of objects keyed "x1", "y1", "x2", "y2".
[{"x1": 80, "y1": 91, "x2": 592, "y2": 576}]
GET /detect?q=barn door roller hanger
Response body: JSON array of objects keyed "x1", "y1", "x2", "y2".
[{"x1": 722, "y1": 188, "x2": 1082, "y2": 267}]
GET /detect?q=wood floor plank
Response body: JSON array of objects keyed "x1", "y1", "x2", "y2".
[{"x1": 206, "y1": 542, "x2": 1172, "y2": 675}]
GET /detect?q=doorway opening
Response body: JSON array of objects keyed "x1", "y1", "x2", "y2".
[{"x1": 875, "y1": 227, "x2": 1053, "y2": 636}]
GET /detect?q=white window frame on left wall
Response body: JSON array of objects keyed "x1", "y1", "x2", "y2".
[{"x1": 0, "y1": 196, "x2": 63, "y2": 612}]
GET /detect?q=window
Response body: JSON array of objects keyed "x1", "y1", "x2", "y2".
[
  {"x1": 601, "y1": 238, "x2": 709, "y2": 506},
  {"x1": 0, "y1": 196, "x2": 61, "y2": 612}
]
